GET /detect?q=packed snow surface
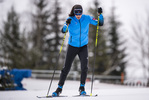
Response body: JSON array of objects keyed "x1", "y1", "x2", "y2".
[{"x1": 0, "y1": 78, "x2": 149, "y2": 100}]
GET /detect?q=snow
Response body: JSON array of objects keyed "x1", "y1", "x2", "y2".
[{"x1": 0, "y1": 78, "x2": 149, "y2": 100}]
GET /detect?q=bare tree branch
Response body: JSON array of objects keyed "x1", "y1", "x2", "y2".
[{"x1": 131, "y1": 12, "x2": 149, "y2": 79}]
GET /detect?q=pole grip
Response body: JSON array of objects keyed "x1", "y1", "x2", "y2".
[{"x1": 95, "y1": 15, "x2": 99, "y2": 47}]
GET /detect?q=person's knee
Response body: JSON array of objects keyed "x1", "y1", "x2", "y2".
[
  {"x1": 61, "y1": 67, "x2": 70, "y2": 75},
  {"x1": 81, "y1": 66, "x2": 88, "y2": 72}
]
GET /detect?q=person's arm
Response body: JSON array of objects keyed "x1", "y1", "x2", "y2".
[
  {"x1": 98, "y1": 7, "x2": 104, "y2": 26},
  {"x1": 61, "y1": 18, "x2": 72, "y2": 33},
  {"x1": 89, "y1": 7, "x2": 104, "y2": 26}
]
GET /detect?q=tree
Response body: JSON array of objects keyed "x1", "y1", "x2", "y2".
[
  {"x1": 88, "y1": 0, "x2": 109, "y2": 74},
  {"x1": 104, "y1": 5, "x2": 127, "y2": 76},
  {"x1": 0, "y1": 7, "x2": 28, "y2": 68},
  {"x1": 131, "y1": 13, "x2": 149, "y2": 86},
  {"x1": 31, "y1": 0, "x2": 52, "y2": 69},
  {"x1": 31, "y1": 0, "x2": 64, "y2": 70},
  {"x1": 48, "y1": 0, "x2": 64, "y2": 70}
]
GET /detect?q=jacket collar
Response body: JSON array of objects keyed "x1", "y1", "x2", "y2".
[{"x1": 73, "y1": 14, "x2": 85, "y2": 22}]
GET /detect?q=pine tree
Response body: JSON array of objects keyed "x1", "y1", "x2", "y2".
[
  {"x1": 0, "y1": 30, "x2": 4, "y2": 67},
  {"x1": 88, "y1": 0, "x2": 110, "y2": 74},
  {"x1": 31, "y1": 0, "x2": 64, "y2": 69},
  {"x1": 0, "y1": 7, "x2": 27, "y2": 68},
  {"x1": 48, "y1": 0, "x2": 64, "y2": 70},
  {"x1": 31, "y1": 0, "x2": 52, "y2": 69},
  {"x1": 106, "y1": 5, "x2": 127, "y2": 76}
]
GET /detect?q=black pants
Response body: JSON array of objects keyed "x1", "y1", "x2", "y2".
[{"x1": 58, "y1": 45, "x2": 88, "y2": 86}]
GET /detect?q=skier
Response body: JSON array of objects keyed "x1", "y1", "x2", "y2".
[{"x1": 52, "y1": 4, "x2": 104, "y2": 97}]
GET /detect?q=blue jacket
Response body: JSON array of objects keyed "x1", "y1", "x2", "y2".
[{"x1": 62, "y1": 14, "x2": 104, "y2": 47}]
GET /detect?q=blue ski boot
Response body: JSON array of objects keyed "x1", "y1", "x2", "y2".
[
  {"x1": 79, "y1": 84, "x2": 86, "y2": 96},
  {"x1": 52, "y1": 85, "x2": 62, "y2": 97}
]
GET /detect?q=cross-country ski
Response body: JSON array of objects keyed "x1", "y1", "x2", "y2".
[
  {"x1": 73, "y1": 94, "x2": 98, "y2": 97},
  {"x1": 37, "y1": 95, "x2": 67, "y2": 98}
]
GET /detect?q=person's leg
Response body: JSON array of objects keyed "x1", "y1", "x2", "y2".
[
  {"x1": 58, "y1": 45, "x2": 79, "y2": 86},
  {"x1": 78, "y1": 45, "x2": 88, "y2": 85},
  {"x1": 78, "y1": 45, "x2": 88, "y2": 95},
  {"x1": 53, "y1": 45, "x2": 79, "y2": 96}
]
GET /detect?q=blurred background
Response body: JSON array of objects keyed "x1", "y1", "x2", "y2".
[{"x1": 0, "y1": 0, "x2": 149, "y2": 90}]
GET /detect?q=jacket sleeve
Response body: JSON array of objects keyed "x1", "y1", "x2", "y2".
[
  {"x1": 99, "y1": 14, "x2": 104, "y2": 26},
  {"x1": 61, "y1": 23, "x2": 68, "y2": 33},
  {"x1": 89, "y1": 14, "x2": 104, "y2": 26},
  {"x1": 61, "y1": 17, "x2": 72, "y2": 33},
  {"x1": 89, "y1": 15, "x2": 98, "y2": 26}
]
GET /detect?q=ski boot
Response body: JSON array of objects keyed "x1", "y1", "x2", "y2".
[
  {"x1": 52, "y1": 85, "x2": 62, "y2": 97},
  {"x1": 79, "y1": 84, "x2": 86, "y2": 96}
]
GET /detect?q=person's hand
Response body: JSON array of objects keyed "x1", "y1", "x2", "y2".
[
  {"x1": 98, "y1": 7, "x2": 103, "y2": 15},
  {"x1": 66, "y1": 19, "x2": 72, "y2": 25}
]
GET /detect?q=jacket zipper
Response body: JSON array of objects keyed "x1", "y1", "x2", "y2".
[
  {"x1": 79, "y1": 20, "x2": 81, "y2": 47},
  {"x1": 70, "y1": 36, "x2": 72, "y2": 42}
]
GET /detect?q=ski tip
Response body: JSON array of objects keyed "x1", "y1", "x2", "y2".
[
  {"x1": 36, "y1": 95, "x2": 52, "y2": 98},
  {"x1": 36, "y1": 96, "x2": 41, "y2": 98},
  {"x1": 89, "y1": 94, "x2": 98, "y2": 97}
]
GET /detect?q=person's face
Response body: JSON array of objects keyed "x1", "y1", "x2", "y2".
[{"x1": 75, "y1": 15, "x2": 82, "y2": 20}]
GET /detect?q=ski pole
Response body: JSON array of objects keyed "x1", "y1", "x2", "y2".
[
  {"x1": 90, "y1": 13, "x2": 100, "y2": 96},
  {"x1": 46, "y1": 26, "x2": 68, "y2": 96}
]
